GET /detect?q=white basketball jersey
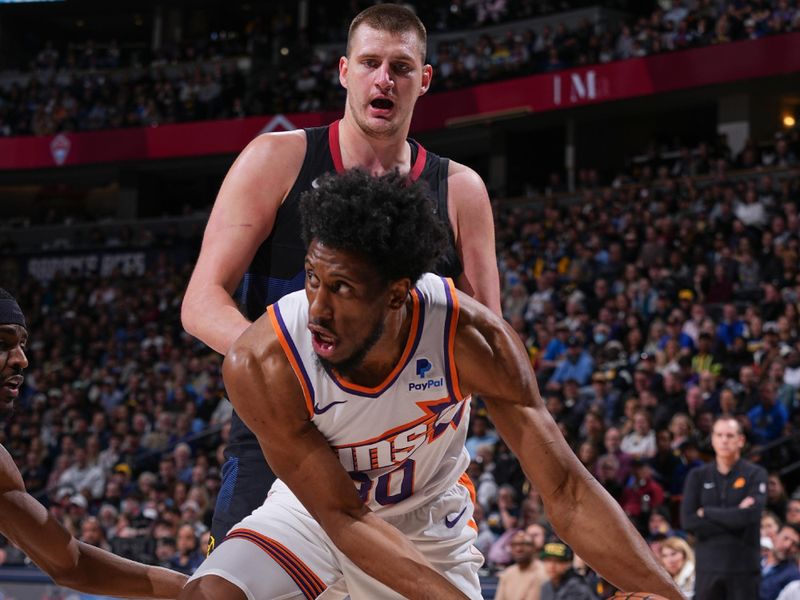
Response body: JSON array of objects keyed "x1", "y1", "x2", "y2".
[{"x1": 267, "y1": 273, "x2": 472, "y2": 517}]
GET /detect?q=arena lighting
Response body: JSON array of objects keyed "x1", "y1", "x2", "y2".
[{"x1": 783, "y1": 115, "x2": 796, "y2": 128}]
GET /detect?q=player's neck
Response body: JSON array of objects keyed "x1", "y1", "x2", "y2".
[
  {"x1": 339, "y1": 295, "x2": 413, "y2": 387},
  {"x1": 338, "y1": 117, "x2": 412, "y2": 176}
]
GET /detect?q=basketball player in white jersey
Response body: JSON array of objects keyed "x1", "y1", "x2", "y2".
[{"x1": 180, "y1": 170, "x2": 683, "y2": 600}]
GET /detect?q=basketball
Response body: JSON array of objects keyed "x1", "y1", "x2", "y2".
[{"x1": 609, "y1": 594, "x2": 671, "y2": 600}]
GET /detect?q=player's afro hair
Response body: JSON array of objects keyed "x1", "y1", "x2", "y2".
[{"x1": 299, "y1": 169, "x2": 448, "y2": 284}]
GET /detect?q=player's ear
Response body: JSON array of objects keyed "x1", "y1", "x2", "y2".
[
  {"x1": 419, "y1": 64, "x2": 432, "y2": 96},
  {"x1": 388, "y1": 279, "x2": 411, "y2": 309},
  {"x1": 339, "y1": 56, "x2": 349, "y2": 89}
]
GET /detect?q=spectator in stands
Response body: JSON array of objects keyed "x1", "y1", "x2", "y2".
[
  {"x1": 169, "y1": 523, "x2": 203, "y2": 575},
  {"x1": 621, "y1": 458, "x2": 665, "y2": 532},
  {"x1": 57, "y1": 442, "x2": 106, "y2": 500},
  {"x1": 660, "y1": 536, "x2": 696, "y2": 599},
  {"x1": 785, "y1": 490, "x2": 800, "y2": 526},
  {"x1": 548, "y1": 335, "x2": 594, "y2": 388},
  {"x1": 747, "y1": 381, "x2": 789, "y2": 446},
  {"x1": 768, "y1": 474, "x2": 791, "y2": 520},
  {"x1": 465, "y1": 414, "x2": 500, "y2": 460},
  {"x1": 486, "y1": 485, "x2": 522, "y2": 568},
  {"x1": 718, "y1": 304, "x2": 747, "y2": 348},
  {"x1": 761, "y1": 524, "x2": 800, "y2": 600},
  {"x1": 539, "y1": 540, "x2": 597, "y2": 600},
  {"x1": 494, "y1": 529, "x2": 548, "y2": 600},
  {"x1": 621, "y1": 410, "x2": 657, "y2": 460}
]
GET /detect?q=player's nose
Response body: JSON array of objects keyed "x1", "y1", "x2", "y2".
[
  {"x1": 8, "y1": 345, "x2": 28, "y2": 371},
  {"x1": 375, "y1": 62, "x2": 394, "y2": 91},
  {"x1": 308, "y1": 286, "x2": 333, "y2": 321}
]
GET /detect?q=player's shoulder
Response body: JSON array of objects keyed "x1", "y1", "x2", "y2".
[
  {"x1": 445, "y1": 160, "x2": 490, "y2": 211},
  {"x1": 246, "y1": 128, "x2": 308, "y2": 160},
  {"x1": 445, "y1": 159, "x2": 485, "y2": 187},
  {"x1": 453, "y1": 289, "x2": 536, "y2": 399},
  {"x1": 453, "y1": 289, "x2": 515, "y2": 360},
  {"x1": 220, "y1": 129, "x2": 309, "y2": 201}
]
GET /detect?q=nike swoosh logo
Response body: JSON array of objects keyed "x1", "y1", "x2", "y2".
[
  {"x1": 313, "y1": 399, "x2": 347, "y2": 415},
  {"x1": 445, "y1": 507, "x2": 467, "y2": 528},
  {"x1": 703, "y1": 482, "x2": 714, "y2": 489}
]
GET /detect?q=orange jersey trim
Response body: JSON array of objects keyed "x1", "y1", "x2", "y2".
[
  {"x1": 329, "y1": 289, "x2": 422, "y2": 395},
  {"x1": 268, "y1": 305, "x2": 314, "y2": 419}
]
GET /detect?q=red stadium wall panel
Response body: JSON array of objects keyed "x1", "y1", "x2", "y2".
[{"x1": 1, "y1": 32, "x2": 799, "y2": 171}]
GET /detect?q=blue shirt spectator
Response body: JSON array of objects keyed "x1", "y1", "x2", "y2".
[
  {"x1": 465, "y1": 415, "x2": 499, "y2": 460},
  {"x1": 748, "y1": 384, "x2": 789, "y2": 445},
  {"x1": 549, "y1": 337, "x2": 594, "y2": 387},
  {"x1": 717, "y1": 304, "x2": 746, "y2": 348}
]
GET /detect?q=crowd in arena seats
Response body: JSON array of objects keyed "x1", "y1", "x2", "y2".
[
  {"x1": 1, "y1": 122, "x2": 799, "y2": 597},
  {"x1": 468, "y1": 134, "x2": 800, "y2": 595},
  {"x1": 2, "y1": 1, "x2": 799, "y2": 136},
  {"x1": 0, "y1": 254, "x2": 230, "y2": 569}
]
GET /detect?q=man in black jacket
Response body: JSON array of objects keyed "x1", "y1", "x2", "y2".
[{"x1": 681, "y1": 414, "x2": 768, "y2": 600}]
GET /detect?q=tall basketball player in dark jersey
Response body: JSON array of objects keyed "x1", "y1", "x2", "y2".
[{"x1": 181, "y1": 4, "x2": 501, "y2": 552}]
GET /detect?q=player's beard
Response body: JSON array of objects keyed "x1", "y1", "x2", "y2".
[{"x1": 315, "y1": 318, "x2": 385, "y2": 375}]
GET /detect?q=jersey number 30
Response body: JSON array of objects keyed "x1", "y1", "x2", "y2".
[{"x1": 350, "y1": 460, "x2": 415, "y2": 505}]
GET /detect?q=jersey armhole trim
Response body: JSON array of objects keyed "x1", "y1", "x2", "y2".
[
  {"x1": 268, "y1": 304, "x2": 315, "y2": 419},
  {"x1": 442, "y1": 277, "x2": 463, "y2": 400}
]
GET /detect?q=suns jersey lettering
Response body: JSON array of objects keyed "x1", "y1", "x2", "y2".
[{"x1": 268, "y1": 274, "x2": 470, "y2": 517}]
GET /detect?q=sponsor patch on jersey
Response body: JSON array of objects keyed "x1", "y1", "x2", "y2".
[
  {"x1": 416, "y1": 357, "x2": 432, "y2": 378},
  {"x1": 733, "y1": 476, "x2": 746, "y2": 489},
  {"x1": 408, "y1": 378, "x2": 444, "y2": 392}
]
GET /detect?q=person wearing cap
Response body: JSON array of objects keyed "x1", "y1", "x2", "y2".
[
  {"x1": 547, "y1": 335, "x2": 594, "y2": 389},
  {"x1": 539, "y1": 541, "x2": 597, "y2": 600},
  {"x1": 681, "y1": 414, "x2": 768, "y2": 600},
  {"x1": 0, "y1": 288, "x2": 186, "y2": 598}
]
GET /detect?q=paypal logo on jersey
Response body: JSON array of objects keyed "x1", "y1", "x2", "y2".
[
  {"x1": 411, "y1": 358, "x2": 444, "y2": 391},
  {"x1": 416, "y1": 358, "x2": 432, "y2": 378}
]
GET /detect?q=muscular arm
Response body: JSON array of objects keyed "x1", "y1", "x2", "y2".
[
  {"x1": 447, "y1": 161, "x2": 501, "y2": 316},
  {"x1": 454, "y1": 293, "x2": 683, "y2": 600},
  {"x1": 224, "y1": 318, "x2": 467, "y2": 600},
  {"x1": 181, "y1": 131, "x2": 307, "y2": 354},
  {"x1": 0, "y1": 447, "x2": 185, "y2": 598}
]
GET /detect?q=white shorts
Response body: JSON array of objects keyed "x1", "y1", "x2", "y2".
[{"x1": 189, "y1": 479, "x2": 484, "y2": 600}]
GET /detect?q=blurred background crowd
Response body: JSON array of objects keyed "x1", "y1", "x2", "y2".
[
  {"x1": 1, "y1": 0, "x2": 800, "y2": 599},
  {"x1": 2, "y1": 0, "x2": 800, "y2": 136}
]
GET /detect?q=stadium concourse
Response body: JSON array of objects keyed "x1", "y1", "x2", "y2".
[{"x1": 0, "y1": 0, "x2": 799, "y2": 599}]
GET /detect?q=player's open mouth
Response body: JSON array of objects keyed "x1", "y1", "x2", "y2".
[
  {"x1": 310, "y1": 327, "x2": 338, "y2": 356},
  {"x1": 1, "y1": 375, "x2": 23, "y2": 399},
  {"x1": 369, "y1": 98, "x2": 394, "y2": 114}
]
